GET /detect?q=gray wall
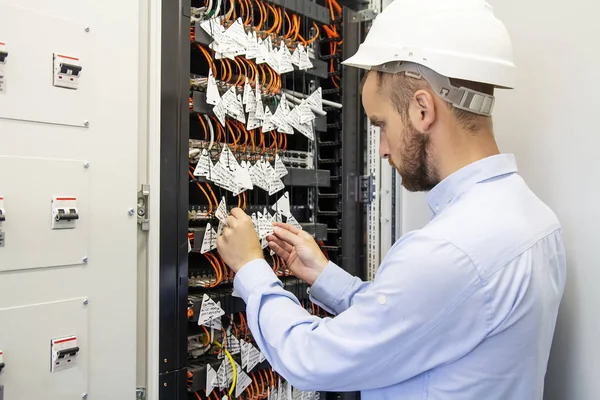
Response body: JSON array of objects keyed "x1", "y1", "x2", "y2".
[{"x1": 489, "y1": 1, "x2": 600, "y2": 398}]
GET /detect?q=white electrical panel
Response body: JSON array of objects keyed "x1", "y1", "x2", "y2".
[
  {"x1": 0, "y1": 156, "x2": 90, "y2": 273},
  {"x1": 0, "y1": 299, "x2": 88, "y2": 399},
  {"x1": 51, "y1": 196, "x2": 79, "y2": 229},
  {"x1": 0, "y1": 0, "x2": 140, "y2": 399},
  {"x1": 0, "y1": 41, "x2": 7, "y2": 93},
  {"x1": 0, "y1": 4, "x2": 90, "y2": 127},
  {"x1": 50, "y1": 335, "x2": 80, "y2": 372},
  {"x1": 0, "y1": 196, "x2": 5, "y2": 248},
  {"x1": 53, "y1": 54, "x2": 82, "y2": 90}
]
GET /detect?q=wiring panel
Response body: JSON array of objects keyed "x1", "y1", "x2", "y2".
[{"x1": 180, "y1": 0, "x2": 346, "y2": 399}]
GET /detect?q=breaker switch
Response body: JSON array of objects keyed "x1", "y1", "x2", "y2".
[
  {"x1": 55, "y1": 208, "x2": 80, "y2": 221},
  {"x1": 51, "y1": 197, "x2": 79, "y2": 229},
  {"x1": 53, "y1": 54, "x2": 82, "y2": 90},
  {"x1": 0, "y1": 196, "x2": 5, "y2": 222},
  {"x1": 0, "y1": 42, "x2": 7, "y2": 93},
  {"x1": 51, "y1": 336, "x2": 79, "y2": 372}
]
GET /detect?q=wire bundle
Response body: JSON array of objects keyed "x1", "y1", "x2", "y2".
[{"x1": 186, "y1": 1, "x2": 332, "y2": 399}]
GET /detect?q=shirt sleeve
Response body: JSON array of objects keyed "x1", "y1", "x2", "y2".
[
  {"x1": 233, "y1": 233, "x2": 489, "y2": 392},
  {"x1": 307, "y1": 261, "x2": 372, "y2": 315}
]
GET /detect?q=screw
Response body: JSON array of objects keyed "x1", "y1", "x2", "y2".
[
  {"x1": 137, "y1": 208, "x2": 145, "y2": 217},
  {"x1": 83, "y1": 257, "x2": 88, "y2": 263},
  {"x1": 164, "y1": 383, "x2": 168, "y2": 387},
  {"x1": 84, "y1": 121, "x2": 89, "y2": 127},
  {"x1": 83, "y1": 300, "x2": 89, "y2": 306},
  {"x1": 82, "y1": 393, "x2": 88, "y2": 399},
  {"x1": 83, "y1": 162, "x2": 90, "y2": 169},
  {"x1": 128, "y1": 208, "x2": 135, "y2": 216},
  {"x1": 164, "y1": 358, "x2": 168, "y2": 363},
  {"x1": 85, "y1": 27, "x2": 90, "y2": 32}
]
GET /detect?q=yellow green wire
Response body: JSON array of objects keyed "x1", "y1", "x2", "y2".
[{"x1": 213, "y1": 340, "x2": 237, "y2": 397}]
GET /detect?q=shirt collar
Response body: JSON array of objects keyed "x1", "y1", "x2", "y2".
[{"x1": 426, "y1": 153, "x2": 519, "y2": 216}]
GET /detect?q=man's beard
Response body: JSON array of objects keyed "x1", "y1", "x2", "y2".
[{"x1": 390, "y1": 121, "x2": 439, "y2": 192}]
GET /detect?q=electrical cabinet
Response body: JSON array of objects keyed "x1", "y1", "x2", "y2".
[{"x1": 157, "y1": 0, "x2": 375, "y2": 399}]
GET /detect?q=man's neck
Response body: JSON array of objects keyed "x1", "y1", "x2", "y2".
[{"x1": 435, "y1": 127, "x2": 500, "y2": 182}]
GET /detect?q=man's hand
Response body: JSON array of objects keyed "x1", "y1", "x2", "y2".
[
  {"x1": 216, "y1": 208, "x2": 264, "y2": 272},
  {"x1": 267, "y1": 222, "x2": 328, "y2": 285}
]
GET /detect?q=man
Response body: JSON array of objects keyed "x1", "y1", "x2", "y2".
[{"x1": 217, "y1": 0, "x2": 566, "y2": 398}]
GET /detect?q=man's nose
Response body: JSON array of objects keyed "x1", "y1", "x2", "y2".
[{"x1": 379, "y1": 139, "x2": 389, "y2": 159}]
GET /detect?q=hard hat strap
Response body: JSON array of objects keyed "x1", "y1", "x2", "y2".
[{"x1": 373, "y1": 61, "x2": 495, "y2": 117}]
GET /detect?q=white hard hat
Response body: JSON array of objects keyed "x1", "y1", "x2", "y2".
[{"x1": 343, "y1": 0, "x2": 516, "y2": 115}]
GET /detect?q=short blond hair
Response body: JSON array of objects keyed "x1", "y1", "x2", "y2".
[{"x1": 363, "y1": 70, "x2": 494, "y2": 133}]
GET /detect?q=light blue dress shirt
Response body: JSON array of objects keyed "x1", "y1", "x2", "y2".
[{"x1": 234, "y1": 154, "x2": 566, "y2": 399}]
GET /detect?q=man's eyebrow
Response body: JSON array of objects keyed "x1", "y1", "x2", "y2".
[{"x1": 369, "y1": 117, "x2": 384, "y2": 127}]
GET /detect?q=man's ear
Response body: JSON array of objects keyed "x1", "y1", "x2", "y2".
[{"x1": 409, "y1": 89, "x2": 436, "y2": 132}]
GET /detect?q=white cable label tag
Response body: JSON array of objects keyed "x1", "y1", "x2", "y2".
[
  {"x1": 207, "y1": 69, "x2": 221, "y2": 105},
  {"x1": 208, "y1": 160, "x2": 227, "y2": 186},
  {"x1": 274, "y1": 154, "x2": 288, "y2": 178},
  {"x1": 306, "y1": 88, "x2": 323, "y2": 112},
  {"x1": 257, "y1": 211, "x2": 274, "y2": 239},
  {"x1": 246, "y1": 344, "x2": 261, "y2": 372},
  {"x1": 240, "y1": 339, "x2": 250, "y2": 369},
  {"x1": 287, "y1": 215, "x2": 303, "y2": 231},
  {"x1": 224, "y1": 18, "x2": 248, "y2": 48},
  {"x1": 198, "y1": 294, "x2": 225, "y2": 326},
  {"x1": 299, "y1": 102, "x2": 316, "y2": 124},
  {"x1": 193, "y1": 149, "x2": 212, "y2": 177},
  {"x1": 277, "y1": 41, "x2": 294, "y2": 73},
  {"x1": 215, "y1": 357, "x2": 234, "y2": 389},
  {"x1": 299, "y1": 47, "x2": 314, "y2": 70},
  {"x1": 291, "y1": 43, "x2": 303, "y2": 67},
  {"x1": 243, "y1": 77, "x2": 252, "y2": 105},
  {"x1": 256, "y1": 38, "x2": 269, "y2": 64},
  {"x1": 206, "y1": 364, "x2": 217, "y2": 395},
  {"x1": 249, "y1": 162, "x2": 269, "y2": 192},
  {"x1": 245, "y1": 31, "x2": 259, "y2": 59},
  {"x1": 217, "y1": 219, "x2": 225, "y2": 237},
  {"x1": 269, "y1": 175, "x2": 285, "y2": 196},
  {"x1": 215, "y1": 197, "x2": 228, "y2": 224},
  {"x1": 226, "y1": 333, "x2": 242, "y2": 355},
  {"x1": 200, "y1": 222, "x2": 218, "y2": 253},
  {"x1": 200, "y1": 17, "x2": 222, "y2": 38},
  {"x1": 272, "y1": 191, "x2": 291, "y2": 217},
  {"x1": 246, "y1": 109, "x2": 261, "y2": 130},
  {"x1": 255, "y1": 81, "x2": 265, "y2": 120},
  {"x1": 234, "y1": 162, "x2": 253, "y2": 194},
  {"x1": 234, "y1": 361, "x2": 253, "y2": 397},
  {"x1": 262, "y1": 107, "x2": 276, "y2": 132},
  {"x1": 213, "y1": 100, "x2": 227, "y2": 127}
]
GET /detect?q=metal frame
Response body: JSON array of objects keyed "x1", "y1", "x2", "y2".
[
  {"x1": 338, "y1": 6, "x2": 366, "y2": 400},
  {"x1": 341, "y1": 6, "x2": 366, "y2": 281},
  {"x1": 159, "y1": 0, "x2": 190, "y2": 397},
  {"x1": 366, "y1": 122, "x2": 380, "y2": 280}
]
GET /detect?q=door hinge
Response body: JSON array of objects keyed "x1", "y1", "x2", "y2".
[
  {"x1": 136, "y1": 387, "x2": 146, "y2": 400},
  {"x1": 360, "y1": 175, "x2": 375, "y2": 203},
  {"x1": 137, "y1": 184, "x2": 150, "y2": 231}
]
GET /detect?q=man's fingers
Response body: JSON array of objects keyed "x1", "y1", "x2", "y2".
[
  {"x1": 230, "y1": 207, "x2": 249, "y2": 220},
  {"x1": 267, "y1": 241, "x2": 290, "y2": 260},
  {"x1": 272, "y1": 226, "x2": 304, "y2": 246},
  {"x1": 225, "y1": 215, "x2": 237, "y2": 228},
  {"x1": 272, "y1": 221, "x2": 302, "y2": 235},
  {"x1": 267, "y1": 235, "x2": 293, "y2": 254}
]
